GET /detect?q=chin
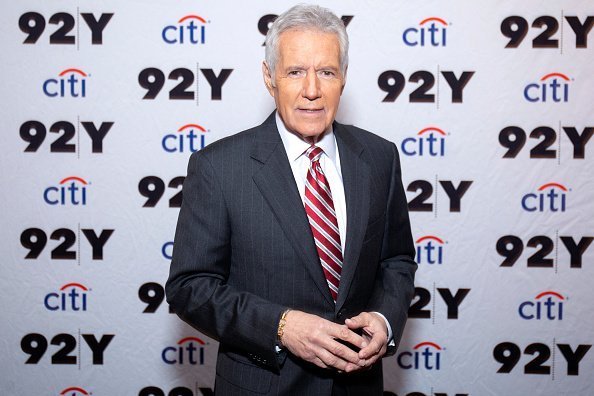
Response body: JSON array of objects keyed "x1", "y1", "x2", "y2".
[
  {"x1": 300, "y1": 129, "x2": 326, "y2": 139},
  {"x1": 304, "y1": 123, "x2": 330, "y2": 135}
]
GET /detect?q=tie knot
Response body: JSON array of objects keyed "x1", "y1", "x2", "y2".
[{"x1": 305, "y1": 145, "x2": 323, "y2": 162}]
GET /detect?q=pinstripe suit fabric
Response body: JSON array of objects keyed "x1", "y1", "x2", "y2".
[{"x1": 166, "y1": 112, "x2": 416, "y2": 395}]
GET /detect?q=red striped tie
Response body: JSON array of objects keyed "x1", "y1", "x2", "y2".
[{"x1": 304, "y1": 146, "x2": 343, "y2": 302}]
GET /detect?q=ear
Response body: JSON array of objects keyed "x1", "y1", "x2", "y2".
[{"x1": 262, "y1": 61, "x2": 275, "y2": 97}]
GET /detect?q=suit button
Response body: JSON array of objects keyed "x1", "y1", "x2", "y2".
[{"x1": 337, "y1": 309, "x2": 345, "y2": 321}]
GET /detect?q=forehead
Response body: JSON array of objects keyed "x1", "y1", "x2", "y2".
[{"x1": 277, "y1": 29, "x2": 340, "y2": 65}]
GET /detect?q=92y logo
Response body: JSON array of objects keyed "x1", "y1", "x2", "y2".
[
  {"x1": 139, "y1": 282, "x2": 174, "y2": 313},
  {"x1": 499, "y1": 125, "x2": 592, "y2": 160},
  {"x1": 501, "y1": 15, "x2": 593, "y2": 49},
  {"x1": 378, "y1": 70, "x2": 474, "y2": 106},
  {"x1": 21, "y1": 332, "x2": 114, "y2": 365},
  {"x1": 20, "y1": 120, "x2": 113, "y2": 154},
  {"x1": 138, "y1": 67, "x2": 232, "y2": 104},
  {"x1": 497, "y1": 234, "x2": 592, "y2": 269},
  {"x1": 409, "y1": 286, "x2": 470, "y2": 320},
  {"x1": 494, "y1": 341, "x2": 591, "y2": 376},
  {"x1": 21, "y1": 227, "x2": 114, "y2": 261},
  {"x1": 139, "y1": 176, "x2": 184, "y2": 208},
  {"x1": 19, "y1": 11, "x2": 113, "y2": 45},
  {"x1": 407, "y1": 179, "x2": 472, "y2": 214}
]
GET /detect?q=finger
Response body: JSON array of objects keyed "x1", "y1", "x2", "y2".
[
  {"x1": 344, "y1": 361, "x2": 367, "y2": 373},
  {"x1": 358, "y1": 331, "x2": 386, "y2": 359},
  {"x1": 331, "y1": 324, "x2": 367, "y2": 350},
  {"x1": 308, "y1": 325, "x2": 365, "y2": 368},
  {"x1": 317, "y1": 347, "x2": 352, "y2": 371},
  {"x1": 312, "y1": 357, "x2": 329, "y2": 369},
  {"x1": 312, "y1": 331, "x2": 364, "y2": 367},
  {"x1": 356, "y1": 338, "x2": 387, "y2": 367},
  {"x1": 345, "y1": 313, "x2": 370, "y2": 330},
  {"x1": 332, "y1": 338, "x2": 368, "y2": 366}
]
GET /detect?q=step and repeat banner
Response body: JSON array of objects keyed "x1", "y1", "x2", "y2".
[{"x1": 1, "y1": 1, "x2": 593, "y2": 395}]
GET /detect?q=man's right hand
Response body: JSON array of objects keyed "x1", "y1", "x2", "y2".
[{"x1": 280, "y1": 310, "x2": 369, "y2": 372}]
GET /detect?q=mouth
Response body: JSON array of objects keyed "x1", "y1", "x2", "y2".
[{"x1": 298, "y1": 108, "x2": 324, "y2": 114}]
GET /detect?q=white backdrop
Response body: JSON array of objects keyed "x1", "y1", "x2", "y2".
[{"x1": 1, "y1": 1, "x2": 593, "y2": 395}]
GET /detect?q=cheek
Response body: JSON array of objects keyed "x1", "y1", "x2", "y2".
[
  {"x1": 279, "y1": 90, "x2": 299, "y2": 108},
  {"x1": 326, "y1": 83, "x2": 343, "y2": 98},
  {"x1": 326, "y1": 89, "x2": 343, "y2": 109}
]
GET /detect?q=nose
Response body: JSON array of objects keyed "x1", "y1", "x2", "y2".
[{"x1": 302, "y1": 70, "x2": 321, "y2": 100}]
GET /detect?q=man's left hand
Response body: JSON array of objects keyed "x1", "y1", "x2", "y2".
[{"x1": 344, "y1": 312, "x2": 388, "y2": 367}]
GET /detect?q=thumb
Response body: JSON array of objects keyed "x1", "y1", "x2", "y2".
[{"x1": 345, "y1": 314, "x2": 365, "y2": 328}]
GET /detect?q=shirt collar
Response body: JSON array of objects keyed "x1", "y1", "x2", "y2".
[{"x1": 275, "y1": 111, "x2": 337, "y2": 163}]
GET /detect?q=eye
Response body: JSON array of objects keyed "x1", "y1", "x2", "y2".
[
  {"x1": 318, "y1": 70, "x2": 336, "y2": 78},
  {"x1": 287, "y1": 70, "x2": 304, "y2": 77}
]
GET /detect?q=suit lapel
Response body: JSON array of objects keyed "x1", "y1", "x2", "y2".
[
  {"x1": 251, "y1": 114, "x2": 335, "y2": 305},
  {"x1": 334, "y1": 124, "x2": 371, "y2": 311}
]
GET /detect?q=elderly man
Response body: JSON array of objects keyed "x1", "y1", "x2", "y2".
[{"x1": 166, "y1": 4, "x2": 416, "y2": 395}]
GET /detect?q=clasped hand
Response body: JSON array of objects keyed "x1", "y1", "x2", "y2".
[{"x1": 280, "y1": 310, "x2": 388, "y2": 373}]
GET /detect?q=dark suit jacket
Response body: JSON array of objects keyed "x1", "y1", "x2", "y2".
[{"x1": 166, "y1": 112, "x2": 417, "y2": 395}]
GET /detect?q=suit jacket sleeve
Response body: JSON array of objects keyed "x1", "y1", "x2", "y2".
[
  {"x1": 366, "y1": 142, "x2": 417, "y2": 354},
  {"x1": 165, "y1": 150, "x2": 286, "y2": 371}
]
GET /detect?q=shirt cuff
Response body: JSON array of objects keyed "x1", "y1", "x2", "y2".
[{"x1": 373, "y1": 311, "x2": 395, "y2": 346}]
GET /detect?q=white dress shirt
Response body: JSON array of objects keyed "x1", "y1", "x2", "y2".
[
  {"x1": 276, "y1": 112, "x2": 347, "y2": 250},
  {"x1": 275, "y1": 113, "x2": 394, "y2": 343}
]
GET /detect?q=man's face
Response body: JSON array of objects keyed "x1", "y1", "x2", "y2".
[{"x1": 263, "y1": 29, "x2": 345, "y2": 141}]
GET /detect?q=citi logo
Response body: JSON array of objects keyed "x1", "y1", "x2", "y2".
[
  {"x1": 162, "y1": 336, "x2": 206, "y2": 365},
  {"x1": 415, "y1": 235, "x2": 445, "y2": 265},
  {"x1": 43, "y1": 68, "x2": 88, "y2": 98},
  {"x1": 44, "y1": 283, "x2": 89, "y2": 311},
  {"x1": 519, "y1": 290, "x2": 565, "y2": 320},
  {"x1": 162, "y1": 123, "x2": 208, "y2": 153},
  {"x1": 401, "y1": 126, "x2": 446, "y2": 157},
  {"x1": 59, "y1": 387, "x2": 90, "y2": 396},
  {"x1": 44, "y1": 176, "x2": 89, "y2": 205},
  {"x1": 397, "y1": 341, "x2": 443, "y2": 370},
  {"x1": 521, "y1": 182, "x2": 569, "y2": 212},
  {"x1": 524, "y1": 72, "x2": 571, "y2": 103},
  {"x1": 162, "y1": 15, "x2": 208, "y2": 44},
  {"x1": 403, "y1": 17, "x2": 449, "y2": 47}
]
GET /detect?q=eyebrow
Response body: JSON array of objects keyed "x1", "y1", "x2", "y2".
[
  {"x1": 284, "y1": 65, "x2": 307, "y2": 70},
  {"x1": 284, "y1": 65, "x2": 340, "y2": 71}
]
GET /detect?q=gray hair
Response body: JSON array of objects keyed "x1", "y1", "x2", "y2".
[{"x1": 265, "y1": 4, "x2": 349, "y2": 79}]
